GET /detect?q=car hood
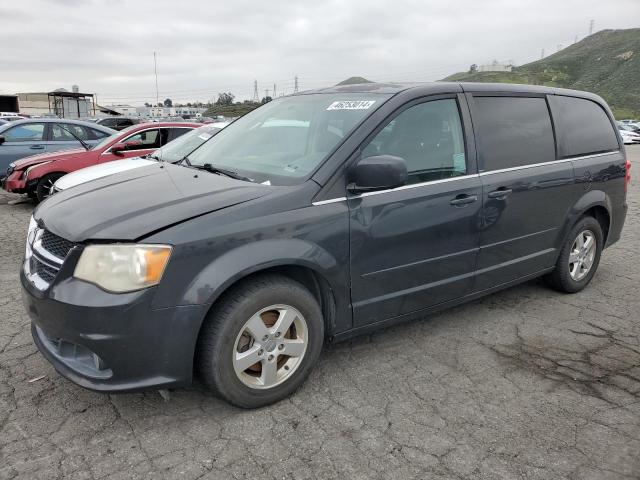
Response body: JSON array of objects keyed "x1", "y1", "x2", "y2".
[
  {"x1": 35, "y1": 163, "x2": 272, "y2": 242},
  {"x1": 13, "y1": 148, "x2": 88, "y2": 169},
  {"x1": 54, "y1": 157, "x2": 154, "y2": 190}
]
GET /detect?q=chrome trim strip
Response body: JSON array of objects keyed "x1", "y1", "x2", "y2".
[
  {"x1": 360, "y1": 174, "x2": 480, "y2": 198},
  {"x1": 478, "y1": 151, "x2": 620, "y2": 176},
  {"x1": 312, "y1": 197, "x2": 347, "y2": 206}
]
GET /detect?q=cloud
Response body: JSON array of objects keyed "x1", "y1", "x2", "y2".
[{"x1": 1, "y1": 0, "x2": 639, "y2": 104}]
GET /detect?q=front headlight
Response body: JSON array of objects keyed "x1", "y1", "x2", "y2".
[{"x1": 74, "y1": 244, "x2": 172, "y2": 293}]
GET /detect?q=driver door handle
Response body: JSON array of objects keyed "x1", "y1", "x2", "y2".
[
  {"x1": 450, "y1": 194, "x2": 478, "y2": 206},
  {"x1": 30, "y1": 145, "x2": 45, "y2": 150}
]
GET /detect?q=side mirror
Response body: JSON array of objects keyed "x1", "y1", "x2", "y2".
[
  {"x1": 348, "y1": 155, "x2": 408, "y2": 193},
  {"x1": 111, "y1": 141, "x2": 140, "y2": 154},
  {"x1": 0, "y1": 136, "x2": 5, "y2": 145},
  {"x1": 111, "y1": 142, "x2": 127, "y2": 154}
]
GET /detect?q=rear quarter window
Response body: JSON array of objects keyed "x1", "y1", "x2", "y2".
[
  {"x1": 548, "y1": 95, "x2": 620, "y2": 157},
  {"x1": 472, "y1": 96, "x2": 556, "y2": 171}
]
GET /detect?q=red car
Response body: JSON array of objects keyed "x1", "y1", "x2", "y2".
[{"x1": 3, "y1": 122, "x2": 199, "y2": 201}]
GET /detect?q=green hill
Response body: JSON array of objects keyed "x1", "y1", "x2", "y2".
[
  {"x1": 336, "y1": 76, "x2": 373, "y2": 85},
  {"x1": 443, "y1": 28, "x2": 640, "y2": 118}
]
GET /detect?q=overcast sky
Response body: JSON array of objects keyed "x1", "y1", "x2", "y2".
[{"x1": 1, "y1": 0, "x2": 639, "y2": 105}]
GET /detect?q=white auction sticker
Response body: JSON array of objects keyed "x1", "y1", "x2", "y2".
[{"x1": 326, "y1": 100, "x2": 375, "y2": 111}]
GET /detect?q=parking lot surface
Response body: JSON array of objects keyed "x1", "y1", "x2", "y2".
[{"x1": 1, "y1": 147, "x2": 639, "y2": 480}]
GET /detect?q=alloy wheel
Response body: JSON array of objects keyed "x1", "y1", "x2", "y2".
[
  {"x1": 232, "y1": 304, "x2": 308, "y2": 389},
  {"x1": 568, "y1": 229, "x2": 596, "y2": 281}
]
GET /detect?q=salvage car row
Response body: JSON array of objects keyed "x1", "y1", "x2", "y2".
[{"x1": 0, "y1": 119, "x2": 228, "y2": 201}]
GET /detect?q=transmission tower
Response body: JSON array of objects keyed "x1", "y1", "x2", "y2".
[
  {"x1": 293, "y1": 76, "x2": 299, "y2": 93},
  {"x1": 540, "y1": 48, "x2": 545, "y2": 59},
  {"x1": 252, "y1": 80, "x2": 259, "y2": 102},
  {"x1": 273, "y1": 83, "x2": 276, "y2": 97},
  {"x1": 589, "y1": 19, "x2": 594, "y2": 36}
]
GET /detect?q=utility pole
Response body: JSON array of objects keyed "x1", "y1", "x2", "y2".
[
  {"x1": 153, "y1": 52, "x2": 159, "y2": 107},
  {"x1": 273, "y1": 83, "x2": 276, "y2": 98},
  {"x1": 252, "y1": 80, "x2": 259, "y2": 102},
  {"x1": 557, "y1": 44, "x2": 562, "y2": 52},
  {"x1": 540, "y1": 48, "x2": 545, "y2": 59},
  {"x1": 264, "y1": 89, "x2": 269, "y2": 99},
  {"x1": 293, "y1": 76, "x2": 299, "y2": 93},
  {"x1": 589, "y1": 19, "x2": 594, "y2": 36},
  {"x1": 574, "y1": 35, "x2": 578, "y2": 44}
]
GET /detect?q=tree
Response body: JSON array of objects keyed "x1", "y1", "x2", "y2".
[
  {"x1": 163, "y1": 98, "x2": 173, "y2": 107},
  {"x1": 157, "y1": 102, "x2": 163, "y2": 107},
  {"x1": 469, "y1": 64, "x2": 478, "y2": 73},
  {"x1": 216, "y1": 92, "x2": 235, "y2": 106},
  {"x1": 144, "y1": 102, "x2": 151, "y2": 107},
  {"x1": 261, "y1": 96, "x2": 273, "y2": 104}
]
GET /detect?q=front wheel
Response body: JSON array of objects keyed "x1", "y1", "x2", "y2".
[
  {"x1": 545, "y1": 216, "x2": 603, "y2": 293},
  {"x1": 35, "y1": 173, "x2": 64, "y2": 202},
  {"x1": 196, "y1": 274, "x2": 324, "y2": 408}
]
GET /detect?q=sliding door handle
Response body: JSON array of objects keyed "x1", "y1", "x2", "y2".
[
  {"x1": 450, "y1": 194, "x2": 478, "y2": 206},
  {"x1": 488, "y1": 188, "x2": 512, "y2": 199}
]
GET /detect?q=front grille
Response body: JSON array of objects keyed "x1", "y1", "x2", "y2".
[
  {"x1": 41, "y1": 230, "x2": 76, "y2": 259},
  {"x1": 32, "y1": 257, "x2": 58, "y2": 283}
]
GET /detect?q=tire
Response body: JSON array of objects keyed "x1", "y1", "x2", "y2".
[
  {"x1": 196, "y1": 274, "x2": 324, "y2": 408},
  {"x1": 545, "y1": 216, "x2": 603, "y2": 293},
  {"x1": 35, "y1": 173, "x2": 64, "y2": 203}
]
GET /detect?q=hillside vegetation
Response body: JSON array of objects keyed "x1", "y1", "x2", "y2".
[{"x1": 443, "y1": 28, "x2": 640, "y2": 118}]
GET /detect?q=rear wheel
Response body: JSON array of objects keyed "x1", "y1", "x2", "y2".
[
  {"x1": 196, "y1": 274, "x2": 324, "y2": 408},
  {"x1": 545, "y1": 216, "x2": 603, "y2": 293},
  {"x1": 35, "y1": 173, "x2": 64, "y2": 202}
]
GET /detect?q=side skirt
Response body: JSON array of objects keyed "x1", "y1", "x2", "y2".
[{"x1": 330, "y1": 267, "x2": 554, "y2": 342}]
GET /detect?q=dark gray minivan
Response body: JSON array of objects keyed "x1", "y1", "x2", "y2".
[{"x1": 22, "y1": 82, "x2": 629, "y2": 407}]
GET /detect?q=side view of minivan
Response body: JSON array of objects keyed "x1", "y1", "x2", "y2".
[{"x1": 22, "y1": 82, "x2": 629, "y2": 408}]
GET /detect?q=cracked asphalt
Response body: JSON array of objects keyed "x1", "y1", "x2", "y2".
[{"x1": 1, "y1": 146, "x2": 639, "y2": 480}]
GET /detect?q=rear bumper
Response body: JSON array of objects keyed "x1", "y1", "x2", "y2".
[
  {"x1": 606, "y1": 201, "x2": 628, "y2": 247},
  {"x1": 22, "y1": 267, "x2": 208, "y2": 392}
]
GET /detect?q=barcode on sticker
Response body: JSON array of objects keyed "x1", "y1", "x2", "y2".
[{"x1": 326, "y1": 100, "x2": 375, "y2": 110}]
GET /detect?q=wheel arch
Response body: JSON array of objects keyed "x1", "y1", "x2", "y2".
[
  {"x1": 561, "y1": 190, "x2": 613, "y2": 249},
  {"x1": 160, "y1": 238, "x2": 349, "y2": 366}
]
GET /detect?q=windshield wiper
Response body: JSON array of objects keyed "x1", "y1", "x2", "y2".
[
  {"x1": 57, "y1": 124, "x2": 90, "y2": 151},
  {"x1": 191, "y1": 163, "x2": 253, "y2": 182}
]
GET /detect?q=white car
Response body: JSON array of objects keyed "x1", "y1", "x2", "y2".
[
  {"x1": 52, "y1": 122, "x2": 228, "y2": 193},
  {"x1": 620, "y1": 129, "x2": 640, "y2": 145}
]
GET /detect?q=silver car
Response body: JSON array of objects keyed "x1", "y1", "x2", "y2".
[{"x1": 0, "y1": 118, "x2": 115, "y2": 175}]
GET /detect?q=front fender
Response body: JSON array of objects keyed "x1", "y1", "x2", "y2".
[
  {"x1": 182, "y1": 238, "x2": 340, "y2": 306},
  {"x1": 151, "y1": 237, "x2": 351, "y2": 335}
]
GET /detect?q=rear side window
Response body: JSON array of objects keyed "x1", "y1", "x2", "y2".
[
  {"x1": 548, "y1": 95, "x2": 619, "y2": 157},
  {"x1": 52, "y1": 123, "x2": 90, "y2": 141},
  {"x1": 90, "y1": 128, "x2": 110, "y2": 139},
  {"x1": 472, "y1": 96, "x2": 555, "y2": 171}
]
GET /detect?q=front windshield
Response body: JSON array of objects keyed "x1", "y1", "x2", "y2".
[
  {"x1": 153, "y1": 125, "x2": 221, "y2": 162},
  {"x1": 187, "y1": 93, "x2": 390, "y2": 185}
]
